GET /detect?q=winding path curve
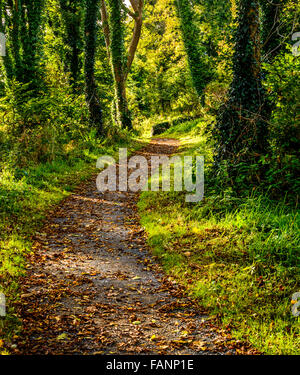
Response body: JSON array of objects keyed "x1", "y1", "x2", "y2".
[{"x1": 15, "y1": 138, "x2": 236, "y2": 355}]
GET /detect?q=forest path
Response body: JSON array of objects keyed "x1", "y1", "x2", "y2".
[{"x1": 15, "y1": 138, "x2": 235, "y2": 355}]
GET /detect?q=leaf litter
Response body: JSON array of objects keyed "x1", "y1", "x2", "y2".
[{"x1": 12, "y1": 139, "x2": 257, "y2": 355}]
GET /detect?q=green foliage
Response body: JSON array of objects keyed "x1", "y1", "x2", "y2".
[
  {"x1": 129, "y1": 0, "x2": 200, "y2": 122},
  {"x1": 263, "y1": 51, "x2": 300, "y2": 156},
  {"x1": 0, "y1": 81, "x2": 90, "y2": 167},
  {"x1": 261, "y1": 50, "x2": 300, "y2": 198}
]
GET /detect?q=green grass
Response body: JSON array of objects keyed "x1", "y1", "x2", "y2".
[
  {"x1": 138, "y1": 120, "x2": 300, "y2": 355},
  {"x1": 0, "y1": 133, "x2": 143, "y2": 352}
]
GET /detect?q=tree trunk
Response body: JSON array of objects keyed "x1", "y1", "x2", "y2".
[
  {"x1": 1, "y1": 0, "x2": 45, "y2": 95},
  {"x1": 59, "y1": 0, "x2": 83, "y2": 90},
  {"x1": 103, "y1": 0, "x2": 143, "y2": 130},
  {"x1": 84, "y1": 0, "x2": 103, "y2": 136},
  {"x1": 214, "y1": 0, "x2": 267, "y2": 166},
  {"x1": 20, "y1": 0, "x2": 45, "y2": 91},
  {"x1": 175, "y1": 0, "x2": 212, "y2": 99},
  {"x1": 106, "y1": 0, "x2": 132, "y2": 129},
  {"x1": 114, "y1": 63, "x2": 132, "y2": 129}
]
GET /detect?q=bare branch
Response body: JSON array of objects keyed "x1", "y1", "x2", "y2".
[
  {"x1": 125, "y1": 0, "x2": 143, "y2": 80},
  {"x1": 121, "y1": 3, "x2": 137, "y2": 19},
  {"x1": 129, "y1": 0, "x2": 139, "y2": 13}
]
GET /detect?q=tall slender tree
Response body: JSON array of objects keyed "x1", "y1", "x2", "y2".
[
  {"x1": 1, "y1": 0, "x2": 45, "y2": 92},
  {"x1": 175, "y1": 0, "x2": 212, "y2": 100},
  {"x1": 0, "y1": 1, "x2": 14, "y2": 81},
  {"x1": 260, "y1": 0, "x2": 287, "y2": 62},
  {"x1": 213, "y1": 0, "x2": 268, "y2": 169},
  {"x1": 84, "y1": 0, "x2": 103, "y2": 136},
  {"x1": 101, "y1": 0, "x2": 144, "y2": 129},
  {"x1": 20, "y1": 0, "x2": 45, "y2": 90},
  {"x1": 59, "y1": 0, "x2": 84, "y2": 90}
]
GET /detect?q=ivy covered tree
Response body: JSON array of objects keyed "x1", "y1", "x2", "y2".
[
  {"x1": 59, "y1": 0, "x2": 84, "y2": 90},
  {"x1": 213, "y1": 0, "x2": 268, "y2": 175},
  {"x1": 101, "y1": 0, "x2": 144, "y2": 129},
  {"x1": 1, "y1": 0, "x2": 45, "y2": 93},
  {"x1": 105, "y1": 0, "x2": 131, "y2": 129},
  {"x1": 84, "y1": 0, "x2": 103, "y2": 136},
  {"x1": 175, "y1": 0, "x2": 213, "y2": 100},
  {"x1": 0, "y1": 0, "x2": 14, "y2": 82}
]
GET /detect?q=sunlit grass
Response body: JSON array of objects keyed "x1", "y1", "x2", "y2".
[
  {"x1": 0, "y1": 158, "x2": 95, "y2": 347},
  {"x1": 138, "y1": 120, "x2": 300, "y2": 354},
  {"x1": 0, "y1": 136, "x2": 143, "y2": 351}
]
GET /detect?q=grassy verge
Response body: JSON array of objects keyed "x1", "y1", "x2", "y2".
[
  {"x1": 0, "y1": 133, "x2": 143, "y2": 353},
  {"x1": 138, "y1": 120, "x2": 300, "y2": 354}
]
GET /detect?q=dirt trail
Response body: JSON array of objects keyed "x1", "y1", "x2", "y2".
[{"x1": 14, "y1": 138, "x2": 238, "y2": 355}]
